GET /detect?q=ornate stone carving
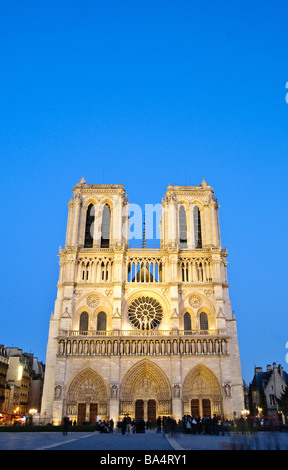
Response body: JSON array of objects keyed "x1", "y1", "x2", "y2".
[
  {"x1": 86, "y1": 294, "x2": 100, "y2": 308},
  {"x1": 128, "y1": 296, "x2": 163, "y2": 330},
  {"x1": 111, "y1": 385, "x2": 119, "y2": 399},
  {"x1": 54, "y1": 385, "x2": 62, "y2": 400},
  {"x1": 189, "y1": 295, "x2": 202, "y2": 308},
  {"x1": 173, "y1": 384, "x2": 181, "y2": 398}
]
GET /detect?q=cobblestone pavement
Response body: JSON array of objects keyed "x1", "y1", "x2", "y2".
[
  {"x1": 0, "y1": 430, "x2": 287, "y2": 451},
  {"x1": 169, "y1": 431, "x2": 288, "y2": 450},
  {"x1": 0, "y1": 430, "x2": 173, "y2": 451}
]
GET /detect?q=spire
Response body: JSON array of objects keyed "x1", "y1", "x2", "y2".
[
  {"x1": 200, "y1": 177, "x2": 208, "y2": 187},
  {"x1": 142, "y1": 212, "x2": 146, "y2": 249}
]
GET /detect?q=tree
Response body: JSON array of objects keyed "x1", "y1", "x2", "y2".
[{"x1": 277, "y1": 384, "x2": 288, "y2": 419}]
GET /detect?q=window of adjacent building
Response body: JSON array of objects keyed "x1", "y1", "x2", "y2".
[
  {"x1": 97, "y1": 311, "x2": 107, "y2": 331},
  {"x1": 101, "y1": 204, "x2": 111, "y2": 248},
  {"x1": 79, "y1": 311, "x2": 89, "y2": 333},
  {"x1": 179, "y1": 205, "x2": 187, "y2": 249},
  {"x1": 193, "y1": 205, "x2": 202, "y2": 248},
  {"x1": 200, "y1": 312, "x2": 208, "y2": 331},
  {"x1": 84, "y1": 204, "x2": 94, "y2": 248},
  {"x1": 269, "y1": 394, "x2": 275, "y2": 406}
]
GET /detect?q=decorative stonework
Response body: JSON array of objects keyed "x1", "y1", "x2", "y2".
[
  {"x1": 86, "y1": 295, "x2": 100, "y2": 308},
  {"x1": 128, "y1": 296, "x2": 163, "y2": 330},
  {"x1": 40, "y1": 181, "x2": 244, "y2": 425},
  {"x1": 189, "y1": 295, "x2": 202, "y2": 308}
]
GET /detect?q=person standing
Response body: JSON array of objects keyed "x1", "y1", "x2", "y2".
[
  {"x1": 109, "y1": 419, "x2": 114, "y2": 433},
  {"x1": 63, "y1": 416, "x2": 69, "y2": 435},
  {"x1": 126, "y1": 415, "x2": 132, "y2": 435},
  {"x1": 121, "y1": 415, "x2": 127, "y2": 436}
]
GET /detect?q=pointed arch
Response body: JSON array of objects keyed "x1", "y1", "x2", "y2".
[
  {"x1": 84, "y1": 204, "x2": 94, "y2": 247},
  {"x1": 182, "y1": 364, "x2": 222, "y2": 402},
  {"x1": 101, "y1": 204, "x2": 111, "y2": 248},
  {"x1": 183, "y1": 312, "x2": 192, "y2": 333},
  {"x1": 97, "y1": 311, "x2": 107, "y2": 331},
  {"x1": 179, "y1": 205, "x2": 187, "y2": 248},
  {"x1": 79, "y1": 311, "x2": 89, "y2": 332},
  {"x1": 66, "y1": 367, "x2": 109, "y2": 403},
  {"x1": 193, "y1": 205, "x2": 202, "y2": 248},
  {"x1": 200, "y1": 311, "x2": 209, "y2": 331},
  {"x1": 120, "y1": 359, "x2": 172, "y2": 402}
]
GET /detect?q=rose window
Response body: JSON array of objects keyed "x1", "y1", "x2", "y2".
[{"x1": 128, "y1": 296, "x2": 163, "y2": 330}]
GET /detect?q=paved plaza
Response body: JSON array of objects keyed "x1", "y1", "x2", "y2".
[{"x1": 0, "y1": 429, "x2": 287, "y2": 451}]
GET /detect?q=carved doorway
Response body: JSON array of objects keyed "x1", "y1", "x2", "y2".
[
  {"x1": 120, "y1": 360, "x2": 172, "y2": 420},
  {"x1": 78, "y1": 403, "x2": 86, "y2": 424},
  {"x1": 67, "y1": 368, "x2": 109, "y2": 424},
  {"x1": 135, "y1": 400, "x2": 144, "y2": 420},
  {"x1": 202, "y1": 399, "x2": 211, "y2": 416},
  {"x1": 183, "y1": 365, "x2": 222, "y2": 417},
  {"x1": 148, "y1": 399, "x2": 156, "y2": 425},
  {"x1": 191, "y1": 399, "x2": 200, "y2": 417},
  {"x1": 90, "y1": 403, "x2": 98, "y2": 423}
]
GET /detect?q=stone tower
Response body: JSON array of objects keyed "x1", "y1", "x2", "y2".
[{"x1": 40, "y1": 178, "x2": 244, "y2": 425}]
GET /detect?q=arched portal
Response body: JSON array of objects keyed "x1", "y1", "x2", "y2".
[
  {"x1": 182, "y1": 365, "x2": 222, "y2": 417},
  {"x1": 66, "y1": 368, "x2": 109, "y2": 424},
  {"x1": 120, "y1": 360, "x2": 172, "y2": 424}
]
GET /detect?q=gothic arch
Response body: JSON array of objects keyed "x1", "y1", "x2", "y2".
[
  {"x1": 120, "y1": 359, "x2": 172, "y2": 402},
  {"x1": 191, "y1": 200, "x2": 204, "y2": 211},
  {"x1": 182, "y1": 364, "x2": 222, "y2": 402},
  {"x1": 82, "y1": 198, "x2": 98, "y2": 210},
  {"x1": 66, "y1": 367, "x2": 109, "y2": 404},
  {"x1": 181, "y1": 292, "x2": 216, "y2": 314},
  {"x1": 75, "y1": 291, "x2": 113, "y2": 312}
]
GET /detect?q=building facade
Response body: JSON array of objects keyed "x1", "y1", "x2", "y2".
[
  {"x1": 249, "y1": 363, "x2": 288, "y2": 417},
  {"x1": 2, "y1": 347, "x2": 45, "y2": 424},
  {"x1": 40, "y1": 178, "x2": 244, "y2": 425},
  {"x1": 0, "y1": 345, "x2": 9, "y2": 422}
]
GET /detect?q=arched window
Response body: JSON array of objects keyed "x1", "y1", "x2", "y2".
[
  {"x1": 200, "y1": 312, "x2": 209, "y2": 331},
  {"x1": 97, "y1": 311, "x2": 107, "y2": 331},
  {"x1": 84, "y1": 204, "x2": 94, "y2": 248},
  {"x1": 193, "y1": 205, "x2": 202, "y2": 248},
  {"x1": 184, "y1": 312, "x2": 192, "y2": 333},
  {"x1": 179, "y1": 206, "x2": 187, "y2": 248},
  {"x1": 101, "y1": 204, "x2": 111, "y2": 248},
  {"x1": 79, "y1": 311, "x2": 89, "y2": 333}
]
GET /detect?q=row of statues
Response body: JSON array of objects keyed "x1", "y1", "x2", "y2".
[{"x1": 59, "y1": 338, "x2": 228, "y2": 356}]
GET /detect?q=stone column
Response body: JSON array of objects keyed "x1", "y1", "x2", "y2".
[
  {"x1": 168, "y1": 200, "x2": 177, "y2": 247},
  {"x1": 71, "y1": 194, "x2": 82, "y2": 247},
  {"x1": 65, "y1": 198, "x2": 74, "y2": 247}
]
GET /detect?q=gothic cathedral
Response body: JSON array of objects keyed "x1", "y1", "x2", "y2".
[{"x1": 40, "y1": 178, "x2": 244, "y2": 425}]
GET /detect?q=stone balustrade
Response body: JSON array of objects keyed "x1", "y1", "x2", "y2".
[{"x1": 57, "y1": 333, "x2": 228, "y2": 357}]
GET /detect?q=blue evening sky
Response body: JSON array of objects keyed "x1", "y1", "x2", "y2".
[{"x1": 1, "y1": 1, "x2": 288, "y2": 383}]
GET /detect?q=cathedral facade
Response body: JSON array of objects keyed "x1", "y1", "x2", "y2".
[{"x1": 40, "y1": 178, "x2": 244, "y2": 425}]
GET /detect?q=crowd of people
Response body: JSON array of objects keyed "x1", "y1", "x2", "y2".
[
  {"x1": 94, "y1": 415, "x2": 177, "y2": 435},
  {"x1": 64, "y1": 413, "x2": 285, "y2": 436},
  {"x1": 180, "y1": 414, "x2": 285, "y2": 435}
]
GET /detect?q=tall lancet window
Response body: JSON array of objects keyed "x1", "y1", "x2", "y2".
[
  {"x1": 101, "y1": 204, "x2": 111, "y2": 248},
  {"x1": 79, "y1": 311, "x2": 89, "y2": 333},
  {"x1": 200, "y1": 312, "x2": 209, "y2": 331},
  {"x1": 179, "y1": 205, "x2": 187, "y2": 248},
  {"x1": 184, "y1": 312, "x2": 192, "y2": 333},
  {"x1": 193, "y1": 205, "x2": 202, "y2": 248},
  {"x1": 84, "y1": 204, "x2": 94, "y2": 248},
  {"x1": 97, "y1": 311, "x2": 107, "y2": 331}
]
